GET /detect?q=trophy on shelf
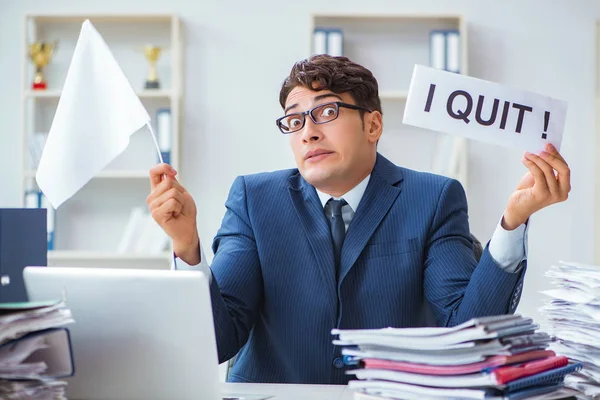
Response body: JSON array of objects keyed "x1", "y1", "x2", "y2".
[
  {"x1": 144, "y1": 45, "x2": 162, "y2": 89},
  {"x1": 28, "y1": 41, "x2": 57, "y2": 90}
]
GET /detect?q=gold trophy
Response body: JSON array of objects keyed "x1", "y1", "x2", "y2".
[
  {"x1": 28, "y1": 41, "x2": 56, "y2": 90},
  {"x1": 144, "y1": 45, "x2": 162, "y2": 89}
]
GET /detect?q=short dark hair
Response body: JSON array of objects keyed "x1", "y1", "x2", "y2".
[{"x1": 278, "y1": 55, "x2": 382, "y2": 116}]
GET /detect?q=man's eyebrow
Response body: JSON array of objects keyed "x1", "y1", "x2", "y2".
[{"x1": 284, "y1": 93, "x2": 344, "y2": 114}]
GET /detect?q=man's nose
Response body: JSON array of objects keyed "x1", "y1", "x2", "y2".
[{"x1": 301, "y1": 117, "x2": 323, "y2": 143}]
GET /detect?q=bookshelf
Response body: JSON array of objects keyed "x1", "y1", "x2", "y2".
[
  {"x1": 309, "y1": 13, "x2": 469, "y2": 192},
  {"x1": 20, "y1": 14, "x2": 183, "y2": 269}
]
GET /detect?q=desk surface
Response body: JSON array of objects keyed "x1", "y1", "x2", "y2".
[{"x1": 222, "y1": 383, "x2": 353, "y2": 400}]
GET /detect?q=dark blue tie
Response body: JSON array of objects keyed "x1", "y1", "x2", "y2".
[{"x1": 328, "y1": 199, "x2": 347, "y2": 272}]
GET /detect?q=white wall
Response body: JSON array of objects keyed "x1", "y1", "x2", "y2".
[{"x1": 0, "y1": 0, "x2": 597, "y2": 323}]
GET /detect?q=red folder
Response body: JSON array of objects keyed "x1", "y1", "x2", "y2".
[
  {"x1": 362, "y1": 349, "x2": 555, "y2": 375},
  {"x1": 491, "y1": 355, "x2": 569, "y2": 384}
]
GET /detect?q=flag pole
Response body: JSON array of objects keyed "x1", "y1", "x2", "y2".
[
  {"x1": 147, "y1": 122, "x2": 178, "y2": 271},
  {"x1": 147, "y1": 122, "x2": 164, "y2": 164}
]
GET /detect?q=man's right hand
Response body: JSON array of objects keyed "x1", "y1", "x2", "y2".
[{"x1": 147, "y1": 163, "x2": 201, "y2": 265}]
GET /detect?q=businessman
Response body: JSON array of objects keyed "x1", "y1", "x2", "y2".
[{"x1": 147, "y1": 55, "x2": 571, "y2": 384}]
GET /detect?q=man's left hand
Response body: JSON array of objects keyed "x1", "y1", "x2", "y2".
[{"x1": 502, "y1": 143, "x2": 571, "y2": 230}]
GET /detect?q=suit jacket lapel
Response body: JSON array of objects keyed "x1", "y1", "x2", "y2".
[
  {"x1": 338, "y1": 154, "x2": 404, "y2": 285},
  {"x1": 288, "y1": 173, "x2": 337, "y2": 305}
]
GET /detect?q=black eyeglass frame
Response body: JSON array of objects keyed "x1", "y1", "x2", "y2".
[{"x1": 275, "y1": 101, "x2": 373, "y2": 134}]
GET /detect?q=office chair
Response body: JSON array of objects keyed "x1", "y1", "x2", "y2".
[{"x1": 471, "y1": 233, "x2": 483, "y2": 262}]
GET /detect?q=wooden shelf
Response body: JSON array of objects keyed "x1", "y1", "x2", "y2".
[
  {"x1": 24, "y1": 90, "x2": 175, "y2": 99},
  {"x1": 27, "y1": 14, "x2": 176, "y2": 24},
  {"x1": 24, "y1": 170, "x2": 150, "y2": 179},
  {"x1": 311, "y1": 13, "x2": 463, "y2": 21}
]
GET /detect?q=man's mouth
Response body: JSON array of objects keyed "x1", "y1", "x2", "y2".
[{"x1": 305, "y1": 149, "x2": 333, "y2": 161}]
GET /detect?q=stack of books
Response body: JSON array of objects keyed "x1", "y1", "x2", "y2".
[
  {"x1": 333, "y1": 314, "x2": 582, "y2": 400},
  {"x1": 0, "y1": 300, "x2": 75, "y2": 399},
  {"x1": 541, "y1": 261, "x2": 600, "y2": 399}
]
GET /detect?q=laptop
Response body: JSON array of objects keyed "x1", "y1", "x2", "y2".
[{"x1": 23, "y1": 266, "x2": 221, "y2": 400}]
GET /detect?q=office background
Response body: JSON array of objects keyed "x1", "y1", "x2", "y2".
[{"x1": 0, "y1": 0, "x2": 597, "y2": 324}]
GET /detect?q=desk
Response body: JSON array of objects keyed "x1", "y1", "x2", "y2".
[{"x1": 222, "y1": 383, "x2": 353, "y2": 400}]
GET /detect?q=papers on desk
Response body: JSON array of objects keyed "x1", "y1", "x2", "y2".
[
  {"x1": 541, "y1": 261, "x2": 600, "y2": 399},
  {"x1": 0, "y1": 300, "x2": 75, "y2": 399},
  {"x1": 0, "y1": 300, "x2": 73, "y2": 345},
  {"x1": 333, "y1": 314, "x2": 582, "y2": 400}
]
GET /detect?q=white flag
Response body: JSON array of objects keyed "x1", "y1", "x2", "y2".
[{"x1": 36, "y1": 19, "x2": 151, "y2": 208}]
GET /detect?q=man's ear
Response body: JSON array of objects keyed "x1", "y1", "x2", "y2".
[{"x1": 366, "y1": 111, "x2": 383, "y2": 144}]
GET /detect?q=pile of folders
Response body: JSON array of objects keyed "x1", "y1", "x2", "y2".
[
  {"x1": 333, "y1": 314, "x2": 583, "y2": 400},
  {"x1": 0, "y1": 300, "x2": 74, "y2": 400}
]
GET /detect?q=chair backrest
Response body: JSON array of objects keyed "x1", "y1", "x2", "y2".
[{"x1": 471, "y1": 233, "x2": 483, "y2": 262}]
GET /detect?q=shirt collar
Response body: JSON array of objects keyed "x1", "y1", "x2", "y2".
[{"x1": 315, "y1": 174, "x2": 371, "y2": 212}]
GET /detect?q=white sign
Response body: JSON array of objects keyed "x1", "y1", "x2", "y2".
[{"x1": 403, "y1": 65, "x2": 568, "y2": 153}]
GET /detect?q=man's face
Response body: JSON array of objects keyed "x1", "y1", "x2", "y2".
[{"x1": 284, "y1": 86, "x2": 382, "y2": 192}]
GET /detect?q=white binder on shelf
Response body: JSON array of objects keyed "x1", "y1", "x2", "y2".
[
  {"x1": 429, "y1": 30, "x2": 461, "y2": 73},
  {"x1": 327, "y1": 29, "x2": 343, "y2": 56},
  {"x1": 118, "y1": 207, "x2": 170, "y2": 255},
  {"x1": 313, "y1": 28, "x2": 344, "y2": 56},
  {"x1": 24, "y1": 180, "x2": 40, "y2": 209},
  {"x1": 313, "y1": 29, "x2": 327, "y2": 55},
  {"x1": 133, "y1": 213, "x2": 170, "y2": 255},
  {"x1": 117, "y1": 207, "x2": 147, "y2": 254},
  {"x1": 446, "y1": 30, "x2": 461, "y2": 73},
  {"x1": 429, "y1": 30, "x2": 446, "y2": 70},
  {"x1": 156, "y1": 108, "x2": 172, "y2": 165}
]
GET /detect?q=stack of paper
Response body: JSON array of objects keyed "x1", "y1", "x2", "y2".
[
  {"x1": 0, "y1": 300, "x2": 75, "y2": 399},
  {"x1": 333, "y1": 314, "x2": 582, "y2": 400},
  {"x1": 541, "y1": 261, "x2": 600, "y2": 399}
]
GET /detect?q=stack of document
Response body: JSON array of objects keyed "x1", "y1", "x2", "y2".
[
  {"x1": 0, "y1": 300, "x2": 75, "y2": 399},
  {"x1": 333, "y1": 314, "x2": 582, "y2": 400},
  {"x1": 541, "y1": 261, "x2": 600, "y2": 399}
]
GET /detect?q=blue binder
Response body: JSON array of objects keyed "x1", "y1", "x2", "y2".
[
  {"x1": 0, "y1": 208, "x2": 47, "y2": 302},
  {"x1": 503, "y1": 384, "x2": 576, "y2": 400},
  {"x1": 503, "y1": 362, "x2": 583, "y2": 394}
]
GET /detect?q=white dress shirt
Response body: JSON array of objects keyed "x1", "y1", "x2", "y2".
[{"x1": 175, "y1": 175, "x2": 528, "y2": 278}]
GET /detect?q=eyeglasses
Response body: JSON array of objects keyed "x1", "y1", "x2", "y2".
[{"x1": 276, "y1": 101, "x2": 372, "y2": 134}]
